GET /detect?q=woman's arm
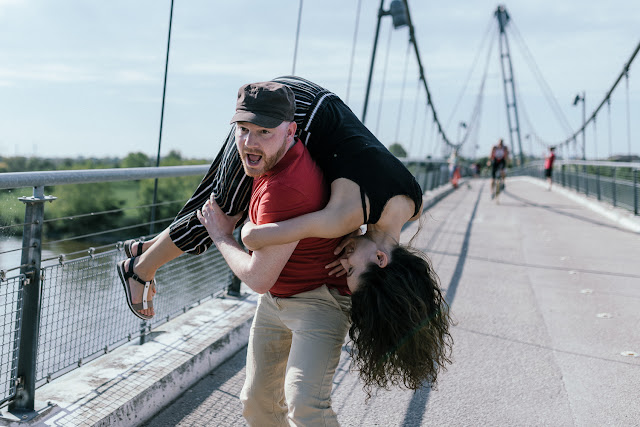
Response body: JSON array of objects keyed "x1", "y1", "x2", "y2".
[{"x1": 242, "y1": 205, "x2": 363, "y2": 250}]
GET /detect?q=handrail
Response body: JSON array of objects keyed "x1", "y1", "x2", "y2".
[
  {"x1": 524, "y1": 159, "x2": 640, "y2": 169},
  {"x1": 0, "y1": 165, "x2": 211, "y2": 190}
]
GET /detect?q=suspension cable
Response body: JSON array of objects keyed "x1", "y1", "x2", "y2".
[
  {"x1": 625, "y1": 71, "x2": 632, "y2": 156},
  {"x1": 375, "y1": 26, "x2": 394, "y2": 136},
  {"x1": 592, "y1": 116, "x2": 598, "y2": 159},
  {"x1": 345, "y1": 0, "x2": 363, "y2": 105},
  {"x1": 444, "y1": 16, "x2": 495, "y2": 130},
  {"x1": 409, "y1": 77, "x2": 422, "y2": 155},
  {"x1": 401, "y1": 0, "x2": 455, "y2": 149},
  {"x1": 395, "y1": 41, "x2": 412, "y2": 143},
  {"x1": 607, "y1": 99, "x2": 613, "y2": 157},
  {"x1": 563, "y1": 41, "x2": 640, "y2": 146},
  {"x1": 509, "y1": 20, "x2": 574, "y2": 135}
]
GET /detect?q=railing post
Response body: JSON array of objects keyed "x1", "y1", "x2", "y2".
[
  {"x1": 634, "y1": 168, "x2": 638, "y2": 216},
  {"x1": 584, "y1": 165, "x2": 589, "y2": 197},
  {"x1": 227, "y1": 227, "x2": 243, "y2": 297},
  {"x1": 9, "y1": 186, "x2": 55, "y2": 419},
  {"x1": 596, "y1": 166, "x2": 601, "y2": 201},
  {"x1": 612, "y1": 167, "x2": 617, "y2": 207},
  {"x1": 561, "y1": 164, "x2": 566, "y2": 188}
]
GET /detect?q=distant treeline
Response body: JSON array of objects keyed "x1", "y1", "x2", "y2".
[{"x1": 0, "y1": 151, "x2": 211, "y2": 242}]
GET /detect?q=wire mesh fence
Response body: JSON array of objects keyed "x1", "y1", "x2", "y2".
[
  {"x1": 514, "y1": 160, "x2": 639, "y2": 216},
  {"x1": 0, "y1": 274, "x2": 23, "y2": 405},
  {"x1": 35, "y1": 244, "x2": 232, "y2": 388},
  {"x1": 0, "y1": 160, "x2": 448, "y2": 411}
]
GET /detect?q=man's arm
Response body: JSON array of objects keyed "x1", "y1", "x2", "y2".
[{"x1": 197, "y1": 194, "x2": 298, "y2": 294}]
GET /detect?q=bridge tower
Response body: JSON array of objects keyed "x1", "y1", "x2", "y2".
[{"x1": 495, "y1": 5, "x2": 525, "y2": 165}]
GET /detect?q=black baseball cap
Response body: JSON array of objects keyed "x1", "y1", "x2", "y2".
[{"x1": 230, "y1": 82, "x2": 296, "y2": 128}]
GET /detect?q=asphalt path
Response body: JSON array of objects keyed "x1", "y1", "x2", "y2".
[{"x1": 143, "y1": 178, "x2": 640, "y2": 427}]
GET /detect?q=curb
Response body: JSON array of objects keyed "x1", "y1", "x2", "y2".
[{"x1": 5, "y1": 290, "x2": 259, "y2": 427}]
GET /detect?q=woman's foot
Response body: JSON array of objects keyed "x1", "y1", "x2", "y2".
[
  {"x1": 117, "y1": 257, "x2": 156, "y2": 320},
  {"x1": 124, "y1": 239, "x2": 146, "y2": 258}
]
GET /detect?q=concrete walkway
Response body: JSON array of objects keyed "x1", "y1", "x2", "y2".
[
  {"x1": 4, "y1": 177, "x2": 639, "y2": 426},
  {"x1": 145, "y1": 177, "x2": 640, "y2": 427}
]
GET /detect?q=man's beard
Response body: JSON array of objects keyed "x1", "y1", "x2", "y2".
[{"x1": 240, "y1": 136, "x2": 288, "y2": 178}]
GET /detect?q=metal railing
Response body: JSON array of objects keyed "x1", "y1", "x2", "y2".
[
  {"x1": 0, "y1": 159, "x2": 453, "y2": 415},
  {"x1": 513, "y1": 160, "x2": 640, "y2": 215}
]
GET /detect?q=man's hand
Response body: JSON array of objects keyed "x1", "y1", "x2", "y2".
[{"x1": 197, "y1": 194, "x2": 244, "y2": 241}]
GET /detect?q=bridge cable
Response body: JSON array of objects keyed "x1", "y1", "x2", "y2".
[
  {"x1": 402, "y1": 0, "x2": 456, "y2": 149},
  {"x1": 444, "y1": 16, "x2": 495, "y2": 131},
  {"x1": 592, "y1": 115, "x2": 598, "y2": 159},
  {"x1": 345, "y1": 0, "x2": 363, "y2": 105},
  {"x1": 562, "y1": 41, "x2": 640, "y2": 147},
  {"x1": 625, "y1": 71, "x2": 631, "y2": 155},
  {"x1": 395, "y1": 41, "x2": 412, "y2": 143},
  {"x1": 450, "y1": 30, "x2": 494, "y2": 151},
  {"x1": 509, "y1": 21, "x2": 573, "y2": 136},
  {"x1": 409, "y1": 77, "x2": 422, "y2": 155},
  {"x1": 375, "y1": 26, "x2": 394, "y2": 136},
  {"x1": 607, "y1": 99, "x2": 613, "y2": 157}
]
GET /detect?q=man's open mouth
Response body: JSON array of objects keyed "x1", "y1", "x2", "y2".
[{"x1": 247, "y1": 154, "x2": 262, "y2": 166}]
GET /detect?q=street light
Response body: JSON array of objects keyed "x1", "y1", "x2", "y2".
[
  {"x1": 573, "y1": 91, "x2": 586, "y2": 160},
  {"x1": 362, "y1": 0, "x2": 409, "y2": 123}
]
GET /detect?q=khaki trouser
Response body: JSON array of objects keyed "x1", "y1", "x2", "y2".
[{"x1": 240, "y1": 285, "x2": 351, "y2": 427}]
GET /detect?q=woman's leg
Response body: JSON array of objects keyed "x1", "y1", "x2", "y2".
[{"x1": 119, "y1": 126, "x2": 252, "y2": 318}]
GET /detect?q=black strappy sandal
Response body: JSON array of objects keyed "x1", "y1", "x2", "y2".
[
  {"x1": 117, "y1": 257, "x2": 155, "y2": 321},
  {"x1": 123, "y1": 239, "x2": 145, "y2": 258}
]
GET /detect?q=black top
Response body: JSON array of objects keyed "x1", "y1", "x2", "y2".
[{"x1": 272, "y1": 76, "x2": 423, "y2": 224}]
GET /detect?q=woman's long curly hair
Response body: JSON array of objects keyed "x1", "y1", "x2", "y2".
[{"x1": 348, "y1": 245, "x2": 453, "y2": 397}]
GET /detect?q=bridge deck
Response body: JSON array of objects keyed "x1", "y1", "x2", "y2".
[
  {"x1": 143, "y1": 177, "x2": 640, "y2": 426},
  {"x1": 22, "y1": 177, "x2": 639, "y2": 427}
]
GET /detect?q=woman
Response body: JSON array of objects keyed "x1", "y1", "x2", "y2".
[{"x1": 118, "y1": 76, "x2": 453, "y2": 392}]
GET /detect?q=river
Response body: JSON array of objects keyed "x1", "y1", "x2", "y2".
[{"x1": 0, "y1": 235, "x2": 105, "y2": 275}]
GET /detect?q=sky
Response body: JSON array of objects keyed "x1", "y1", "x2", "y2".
[{"x1": 0, "y1": 0, "x2": 638, "y2": 163}]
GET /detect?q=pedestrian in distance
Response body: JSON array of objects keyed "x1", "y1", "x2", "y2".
[{"x1": 544, "y1": 146, "x2": 556, "y2": 190}]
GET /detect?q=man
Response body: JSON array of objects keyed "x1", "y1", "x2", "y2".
[
  {"x1": 489, "y1": 138, "x2": 509, "y2": 195},
  {"x1": 196, "y1": 82, "x2": 350, "y2": 427},
  {"x1": 544, "y1": 146, "x2": 556, "y2": 190}
]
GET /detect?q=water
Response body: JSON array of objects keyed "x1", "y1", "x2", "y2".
[{"x1": 0, "y1": 236, "x2": 105, "y2": 275}]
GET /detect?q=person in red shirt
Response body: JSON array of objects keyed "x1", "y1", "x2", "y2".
[
  {"x1": 544, "y1": 146, "x2": 556, "y2": 190},
  {"x1": 196, "y1": 82, "x2": 349, "y2": 426}
]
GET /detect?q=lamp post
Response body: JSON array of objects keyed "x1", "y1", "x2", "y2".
[
  {"x1": 573, "y1": 91, "x2": 586, "y2": 160},
  {"x1": 362, "y1": 0, "x2": 408, "y2": 124},
  {"x1": 525, "y1": 134, "x2": 531, "y2": 160}
]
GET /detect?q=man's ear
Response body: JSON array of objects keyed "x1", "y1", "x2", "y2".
[
  {"x1": 375, "y1": 250, "x2": 389, "y2": 268},
  {"x1": 287, "y1": 121, "x2": 297, "y2": 141}
]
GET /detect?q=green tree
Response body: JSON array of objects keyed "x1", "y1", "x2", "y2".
[
  {"x1": 43, "y1": 183, "x2": 125, "y2": 240},
  {"x1": 122, "y1": 152, "x2": 151, "y2": 168},
  {"x1": 389, "y1": 143, "x2": 407, "y2": 158}
]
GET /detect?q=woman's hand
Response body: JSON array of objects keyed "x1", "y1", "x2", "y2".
[
  {"x1": 325, "y1": 258, "x2": 346, "y2": 277},
  {"x1": 241, "y1": 220, "x2": 261, "y2": 251}
]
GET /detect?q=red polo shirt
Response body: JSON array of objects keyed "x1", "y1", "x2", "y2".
[{"x1": 250, "y1": 140, "x2": 348, "y2": 297}]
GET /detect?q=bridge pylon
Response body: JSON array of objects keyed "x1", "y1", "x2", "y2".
[{"x1": 495, "y1": 5, "x2": 525, "y2": 166}]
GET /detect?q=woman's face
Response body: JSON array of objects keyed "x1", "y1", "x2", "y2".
[{"x1": 339, "y1": 234, "x2": 384, "y2": 293}]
